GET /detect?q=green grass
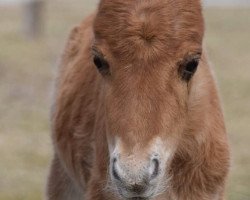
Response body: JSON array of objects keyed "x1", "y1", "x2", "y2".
[{"x1": 0, "y1": 1, "x2": 249, "y2": 199}]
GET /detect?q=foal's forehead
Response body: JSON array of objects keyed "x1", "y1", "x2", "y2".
[{"x1": 94, "y1": 0, "x2": 204, "y2": 64}]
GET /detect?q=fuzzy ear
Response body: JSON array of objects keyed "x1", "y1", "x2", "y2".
[{"x1": 62, "y1": 26, "x2": 81, "y2": 63}]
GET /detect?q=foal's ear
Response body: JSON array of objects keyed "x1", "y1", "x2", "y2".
[{"x1": 178, "y1": 53, "x2": 201, "y2": 82}]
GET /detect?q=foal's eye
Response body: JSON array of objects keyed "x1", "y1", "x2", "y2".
[
  {"x1": 93, "y1": 55, "x2": 110, "y2": 75},
  {"x1": 179, "y1": 58, "x2": 199, "y2": 82}
]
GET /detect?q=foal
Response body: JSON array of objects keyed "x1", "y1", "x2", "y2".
[{"x1": 47, "y1": 0, "x2": 230, "y2": 199}]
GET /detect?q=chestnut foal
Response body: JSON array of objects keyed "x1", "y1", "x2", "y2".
[{"x1": 47, "y1": 0, "x2": 230, "y2": 200}]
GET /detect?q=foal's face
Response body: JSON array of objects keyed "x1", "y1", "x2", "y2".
[{"x1": 93, "y1": 0, "x2": 204, "y2": 199}]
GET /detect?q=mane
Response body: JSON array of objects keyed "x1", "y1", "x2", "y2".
[{"x1": 94, "y1": 0, "x2": 204, "y2": 65}]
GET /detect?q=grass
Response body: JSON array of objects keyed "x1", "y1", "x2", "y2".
[
  {"x1": 0, "y1": 1, "x2": 249, "y2": 199},
  {"x1": 204, "y1": 9, "x2": 250, "y2": 200}
]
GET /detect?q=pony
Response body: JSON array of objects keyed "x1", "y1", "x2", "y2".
[{"x1": 47, "y1": 0, "x2": 230, "y2": 199}]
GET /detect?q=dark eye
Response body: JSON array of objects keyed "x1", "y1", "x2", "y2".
[
  {"x1": 93, "y1": 55, "x2": 110, "y2": 75},
  {"x1": 180, "y1": 59, "x2": 199, "y2": 81}
]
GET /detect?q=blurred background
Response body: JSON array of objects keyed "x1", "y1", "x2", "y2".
[{"x1": 0, "y1": 0, "x2": 249, "y2": 199}]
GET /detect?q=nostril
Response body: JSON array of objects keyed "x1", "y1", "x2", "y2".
[
  {"x1": 150, "y1": 158, "x2": 160, "y2": 179},
  {"x1": 112, "y1": 158, "x2": 121, "y2": 181}
]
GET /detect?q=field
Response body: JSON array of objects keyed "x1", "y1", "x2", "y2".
[{"x1": 0, "y1": 1, "x2": 249, "y2": 199}]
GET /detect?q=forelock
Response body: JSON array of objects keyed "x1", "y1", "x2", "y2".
[{"x1": 94, "y1": 0, "x2": 204, "y2": 65}]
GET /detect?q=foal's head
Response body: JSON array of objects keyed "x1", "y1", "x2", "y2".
[{"x1": 92, "y1": 0, "x2": 204, "y2": 198}]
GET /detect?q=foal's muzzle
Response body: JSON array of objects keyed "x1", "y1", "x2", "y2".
[{"x1": 111, "y1": 156, "x2": 160, "y2": 199}]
